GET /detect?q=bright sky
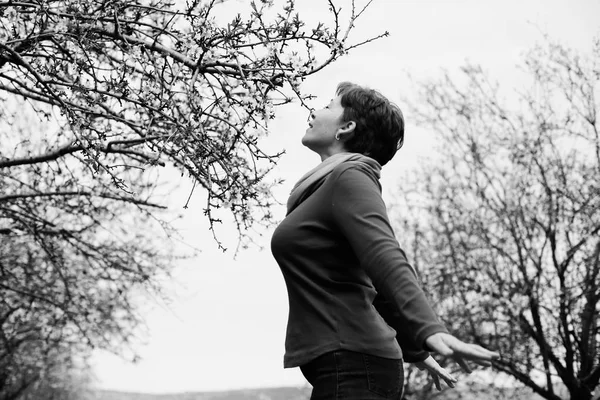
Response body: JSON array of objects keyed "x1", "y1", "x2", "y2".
[{"x1": 90, "y1": 0, "x2": 600, "y2": 394}]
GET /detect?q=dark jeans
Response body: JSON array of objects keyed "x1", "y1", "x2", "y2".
[{"x1": 300, "y1": 350, "x2": 404, "y2": 400}]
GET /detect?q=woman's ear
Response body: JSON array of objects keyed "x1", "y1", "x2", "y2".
[{"x1": 336, "y1": 121, "x2": 356, "y2": 139}]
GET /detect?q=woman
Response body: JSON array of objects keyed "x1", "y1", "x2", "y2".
[{"x1": 270, "y1": 82, "x2": 499, "y2": 399}]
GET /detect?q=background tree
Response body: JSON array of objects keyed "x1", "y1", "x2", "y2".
[
  {"x1": 0, "y1": 0, "x2": 383, "y2": 398},
  {"x1": 394, "y1": 36, "x2": 599, "y2": 400}
]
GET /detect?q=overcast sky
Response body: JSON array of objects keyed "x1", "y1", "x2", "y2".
[{"x1": 90, "y1": 0, "x2": 600, "y2": 394}]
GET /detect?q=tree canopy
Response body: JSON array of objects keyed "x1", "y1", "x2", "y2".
[
  {"x1": 0, "y1": 0, "x2": 383, "y2": 398},
  {"x1": 0, "y1": 0, "x2": 385, "y2": 243},
  {"x1": 396, "y1": 37, "x2": 600, "y2": 400}
]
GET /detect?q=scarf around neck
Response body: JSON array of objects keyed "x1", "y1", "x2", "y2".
[{"x1": 286, "y1": 152, "x2": 382, "y2": 214}]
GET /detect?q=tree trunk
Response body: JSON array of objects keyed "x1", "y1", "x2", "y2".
[{"x1": 570, "y1": 385, "x2": 592, "y2": 400}]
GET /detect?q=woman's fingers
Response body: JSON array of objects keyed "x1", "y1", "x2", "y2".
[
  {"x1": 419, "y1": 355, "x2": 458, "y2": 391},
  {"x1": 457, "y1": 342, "x2": 500, "y2": 361},
  {"x1": 439, "y1": 368, "x2": 457, "y2": 387},
  {"x1": 455, "y1": 357, "x2": 472, "y2": 374},
  {"x1": 444, "y1": 376, "x2": 457, "y2": 388},
  {"x1": 471, "y1": 358, "x2": 493, "y2": 367},
  {"x1": 435, "y1": 334, "x2": 500, "y2": 362},
  {"x1": 432, "y1": 374, "x2": 441, "y2": 391}
]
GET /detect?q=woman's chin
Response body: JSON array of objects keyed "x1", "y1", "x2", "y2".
[{"x1": 300, "y1": 134, "x2": 311, "y2": 147}]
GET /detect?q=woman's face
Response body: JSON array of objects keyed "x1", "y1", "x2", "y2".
[{"x1": 301, "y1": 95, "x2": 346, "y2": 156}]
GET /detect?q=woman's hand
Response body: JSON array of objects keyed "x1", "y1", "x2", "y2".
[
  {"x1": 424, "y1": 332, "x2": 500, "y2": 373},
  {"x1": 414, "y1": 355, "x2": 457, "y2": 391}
]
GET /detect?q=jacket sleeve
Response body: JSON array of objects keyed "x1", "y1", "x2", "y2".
[
  {"x1": 330, "y1": 166, "x2": 448, "y2": 352},
  {"x1": 372, "y1": 293, "x2": 430, "y2": 362}
]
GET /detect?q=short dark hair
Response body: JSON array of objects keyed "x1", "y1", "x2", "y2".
[{"x1": 336, "y1": 82, "x2": 404, "y2": 166}]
